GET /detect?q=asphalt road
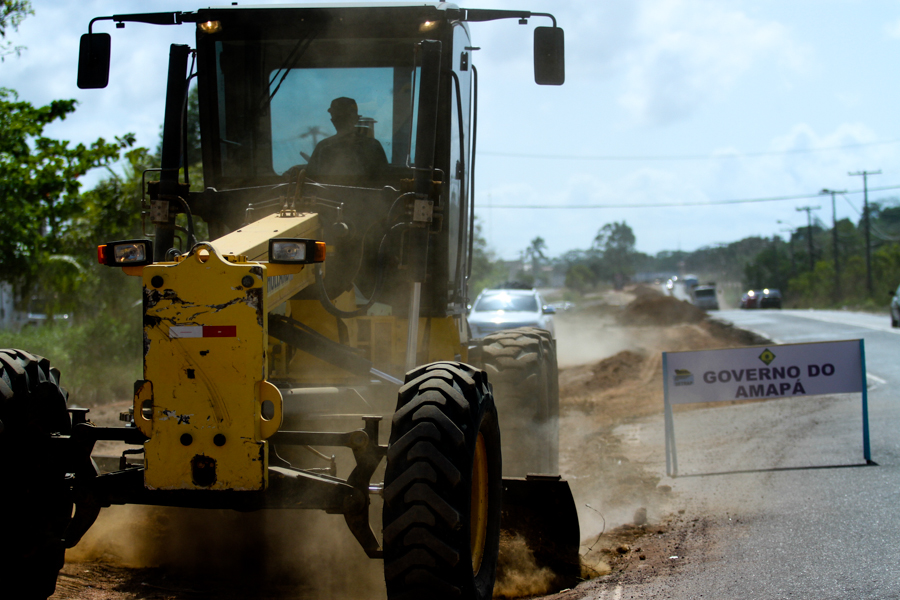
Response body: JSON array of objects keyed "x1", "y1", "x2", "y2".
[{"x1": 577, "y1": 307, "x2": 900, "y2": 599}]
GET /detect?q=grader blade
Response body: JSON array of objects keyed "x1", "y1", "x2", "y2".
[{"x1": 500, "y1": 475, "x2": 581, "y2": 590}]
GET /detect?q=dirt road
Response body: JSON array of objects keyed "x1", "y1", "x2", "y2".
[{"x1": 52, "y1": 286, "x2": 766, "y2": 599}]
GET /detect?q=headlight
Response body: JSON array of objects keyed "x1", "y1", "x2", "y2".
[
  {"x1": 268, "y1": 239, "x2": 326, "y2": 264},
  {"x1": 97, "y1": 240, "x2": 153, "y2": 267}
]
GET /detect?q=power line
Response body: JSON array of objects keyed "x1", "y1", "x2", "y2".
[
  {"x1": 482, "y1": 184, "x2": 900, "y2": 209},
  {"x1": 834, "y1": 193, "x2": 900, "y2": 240},
  {"x1": 479, "y1": 139, "x2": 900, "y2": 162}
]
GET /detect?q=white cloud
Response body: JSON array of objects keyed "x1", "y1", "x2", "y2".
[
  {"x1": 885, "y1": 18, "x2": 900, "y2": 38},
  {"x1": 616, "y1": 0, "x2": 807, "y2": 127}
]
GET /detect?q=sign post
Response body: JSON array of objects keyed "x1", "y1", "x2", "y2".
[{"x1": 663, "y1": 339, "x2": 869, "y2": 477}]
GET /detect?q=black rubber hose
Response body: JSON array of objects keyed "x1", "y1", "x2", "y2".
[{"x1": 315, "y1": 222, "x2": 411, "y2": 319}]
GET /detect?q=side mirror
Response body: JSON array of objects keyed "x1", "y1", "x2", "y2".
[
  {"x1": 542, "y1": 305, "x2": 557, "y2": 315},
  {"x1": 77, "y1": 33, "x2": 111, "y2": 89},
  {"x1": 534, "y1": 26, "x2": 565, "y2": 85}
]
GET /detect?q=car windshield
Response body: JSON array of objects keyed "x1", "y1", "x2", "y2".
[
  {"x1": 694, "y1": 289, "x2": 715, "y2": 298},
  {"x1": 474, "y1": 293, "x2": 538, "y2": 312}
]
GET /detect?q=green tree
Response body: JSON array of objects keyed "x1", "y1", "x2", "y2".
[
  {"x1": 0, "y1": 0, "x2": 32, "y2": 60},
  {"x1": 593, "y1": 221, "x2": 637, "y2": 287},
  {"x1": 468, "y1": 217, "x2": 505, "y2": 299},
  {"x1": 565, "y1": 263, "x2": 593, "y2": 294},
  {"x1": 522, "y1": 236, "x2": 547, "y2": 286},
  {"x1": 0, "y1": 89, "x2": 133, "y2": 304},
  {"x1": 743, "y1": 237, "x2": 791, "y2": 292}
]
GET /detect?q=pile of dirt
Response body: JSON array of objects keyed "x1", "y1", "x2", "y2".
[
  {"x1": 560, "y1": 350, "x2": 644, "y2": 396},
  {"x1": 617, "y1": 294, "x2": 707, "y2": 327},
  {"x1": 629, "y1": 284, "x2": 664, "y2": 299},
  {"x1": 703, "y1": 318, "x2": 772, "y2": 347}
]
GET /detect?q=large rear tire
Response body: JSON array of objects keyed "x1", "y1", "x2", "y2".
[
  {"x1": 0, "y1": 349, "x2": 73, "y2": 600},
  {"x1": 383, "y1": 362, "x2": 502, "y2": 600},
  {"x1": 480, "y1": 328, "x2": 558, "y2": 476}
]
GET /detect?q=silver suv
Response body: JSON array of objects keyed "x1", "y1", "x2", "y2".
[{"x1": 468, "y1": 288, "x2": 556, "y2": 339}]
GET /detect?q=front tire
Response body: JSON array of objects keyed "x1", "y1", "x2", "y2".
[
  {"x1": 383, "y1": 362, "x2": 502, "y2": 600},
  {"x1": 0, "y1": 349, "x2": 73, "y2": 599}
]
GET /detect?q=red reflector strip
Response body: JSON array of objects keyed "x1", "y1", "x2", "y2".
[
  {"x1": 169, "y1": 326, "x2": 237, "y2": 338},
  {"x1": 203, "y1": 325, "x2": 236, "y2": 337}
]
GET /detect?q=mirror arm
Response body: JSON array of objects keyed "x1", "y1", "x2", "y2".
[
  {"x1": 88, "y1": 12, "x2": 194, "y2": 34},
  {"x1": 461, "y1": 9, "x2": 558, "y2": 28}
]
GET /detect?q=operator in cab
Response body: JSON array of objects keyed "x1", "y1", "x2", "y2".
[{"x1": 306, "y1": 97, "x2": 388, "y2": 185}]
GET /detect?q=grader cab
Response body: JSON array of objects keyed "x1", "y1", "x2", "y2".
[{"x1": 0, "y1": 4, "x2": 578, "y2": 599}]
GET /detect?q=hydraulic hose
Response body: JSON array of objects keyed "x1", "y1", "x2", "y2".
[{"x1": 315, "y1": 222, "x2": 412, "y2": 319}]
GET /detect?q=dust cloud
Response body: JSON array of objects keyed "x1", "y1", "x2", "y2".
[
  {"x1": 67, "y1": 501, "x2": 387, "y2": 599},
  {"x1": 548, "y1": 287, "x2": 768, "y2": 595},
  {"x1": 494, "y1": 534, "x2": 554, "y2": 598}
]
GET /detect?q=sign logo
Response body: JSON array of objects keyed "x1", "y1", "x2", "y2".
[
  {"x1": 674, "y1": 369, "x2": 694, "y2": 386},
  {"x1": 758, "y1": 348, "x2": 776, "y2": 365}
]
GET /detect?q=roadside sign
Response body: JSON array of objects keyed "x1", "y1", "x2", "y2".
[{"x1": 662, "y1": 339, "x2": 870, "y2": 476}]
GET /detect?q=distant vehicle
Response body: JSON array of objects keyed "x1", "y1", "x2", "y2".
[
  {"x1": 682, "y1": 274, "x2": 699, "y2": 289},
  {"x1": 665, "y1": 277, "x2": 677, "y2": 295},
  {"x1": 468, "y1": 288, "x2": 556, "y2": 339},
  {"x1": 692, "y1": 285, "x2": 719, "y2": 310},
  {"x1": 890, "y1": 285, "x2": 900, "y2": 327},
  {"x1": 759, "y1": 288, "x2": 782, "y2": 309},
  {"x1": 740, "y1": 290, "x2": 759, "y2": 309}
]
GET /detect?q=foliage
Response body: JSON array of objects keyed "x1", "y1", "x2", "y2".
[
  {"x1": 522, "y1": 236, "x2": 548, "y2": 285},
  {"x1": 742, "y1": 199, "x2": 900, "y2": 309},
  {"x1": 468, "y1": 217, "x2": 507, "y2": 299},
  {"x1": 0, "y1": 0, "x2": 31, "y2": 60},
  {"x1": 0, "y1": 89, "x2": 133, "y2": 305},
  {"x1": 564, "y1": 263, "x2": 593, "y2": 294},
  {"x1": 1, "y1": 308, "x2": 142, "y2": 404}
]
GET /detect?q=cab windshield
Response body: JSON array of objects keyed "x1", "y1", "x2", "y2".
[{"x1": 213, "y1": 37, "x2": 421, "y2": 182}]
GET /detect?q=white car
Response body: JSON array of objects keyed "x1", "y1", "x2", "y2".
[
  {"x1": 691, "y1": 285, "x2": 720, "y2": 310},
  {"x1": 467, "y1": 288, "x2": 556, "y2": 339}
]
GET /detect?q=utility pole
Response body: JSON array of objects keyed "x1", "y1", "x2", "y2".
[
  {"x1": 795, "y1": 205, "x2": 820, "y2": 271},
  {"x1": 820, "y1": 189, "x2": 846, "y2": 303},
  {"x1": 849, "y1": 169, "x2": 881, "y2": 296},
  {"x1": 777, "y1": 221, "x2": 796, "y2": 277}
]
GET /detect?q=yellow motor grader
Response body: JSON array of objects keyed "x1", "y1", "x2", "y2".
[{"x1": 0, "y1": 4, "x2": 578, "y2": 598}]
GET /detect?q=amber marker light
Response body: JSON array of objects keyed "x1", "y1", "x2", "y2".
[{"x1": 198, "y1": 20, "x2": 222, "y2": 34}]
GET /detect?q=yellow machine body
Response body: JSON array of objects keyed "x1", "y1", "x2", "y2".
[{"x1": 133, "y1": 212, "x2": 320, "y2": 491}]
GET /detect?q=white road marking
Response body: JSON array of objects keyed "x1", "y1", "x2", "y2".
[
  {"x1": 867, "y1": 372, "x2": 887, "y2": 385},
  {"x1": 778, "y1": 310, "x2": 900, "y2": 335}
]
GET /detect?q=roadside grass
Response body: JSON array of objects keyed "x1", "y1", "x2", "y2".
[{"x1": 1, "y1": 311, "x2": 142, "y2": 406}]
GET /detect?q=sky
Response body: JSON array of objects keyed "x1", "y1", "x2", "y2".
[{"x1": 5, "y1": 0, "x2": 900, "y2": 260}]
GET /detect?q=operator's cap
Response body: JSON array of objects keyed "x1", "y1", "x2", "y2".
[{"x1": 328, "y1": 97, "x2": 358, "y2": 117}]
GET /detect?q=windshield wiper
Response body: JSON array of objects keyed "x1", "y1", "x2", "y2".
[{"x1": 259, "y1": 25, "x2": 321, "y2": 112}]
